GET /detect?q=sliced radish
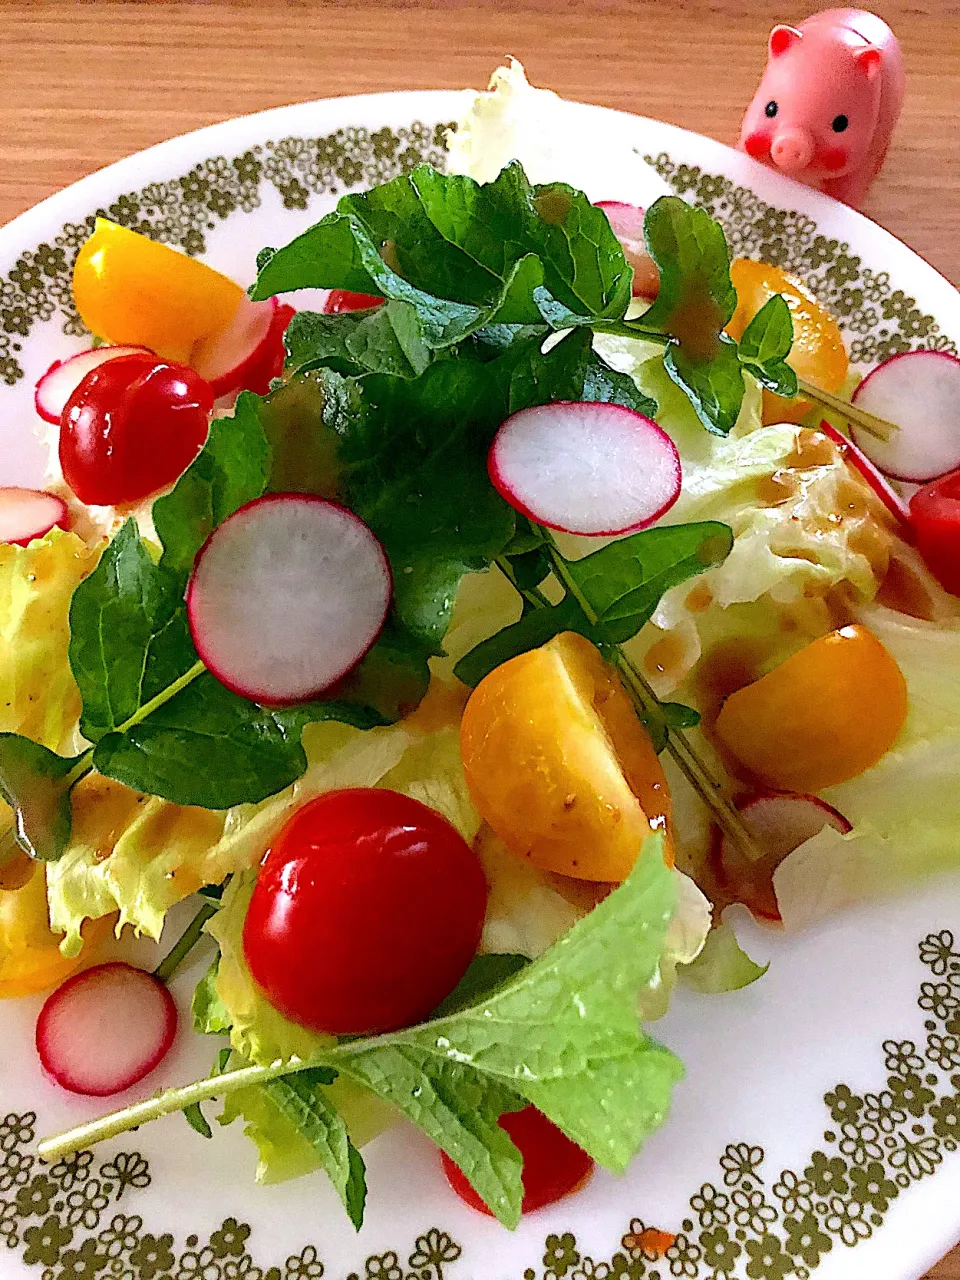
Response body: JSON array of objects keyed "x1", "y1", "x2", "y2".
[
  {"x1": 187, "y1": 494, "x2": 392, "y2": 704},
  {"x1": 595, "y1": 201, "x2": 659, "y2": 300},
  {"x1": 488, "y1": 400, "x2": 681, "y2": 535},
  {"x1": 850, "y1": 351, "x2": 960, "y2": 483},
  {"x1": 0, "y1": 487, "x2": 69, "y2": 546},
  {"x1": 193, "y1": 296, "x2": 295, "y2": 398},
  {"x1": 36, "y1": 962, "x2": 177, "y2": 1097},
  {"x1": 711, "y1": 791, "x2": 852, "y2": 922},
  {"x1": 816, "y1": 420, "x2": 911, "y2": 525},
  {"x1": 34, "y1": 345, "x2": 148, "y2": 425}
]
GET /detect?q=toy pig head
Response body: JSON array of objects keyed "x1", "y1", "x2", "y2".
[{"x1": 739, "y1": 9, "x2": 905, "y2": 206}]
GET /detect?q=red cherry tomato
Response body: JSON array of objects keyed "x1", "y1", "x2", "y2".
[
  {"x1": 59, "y1": 353, "x2": 212, "y2": 506},
  {"x1": 322, "y1": 290, "x2": 384, "y2": 314},
  {"x1": 242, "y1": 788, "x2": 487, "y2": 1035},
  {"x1": 441, "y1": 1106, "x2": 594, "y2": 1216},
  {"x1": 910, "y1": 469, "x2": 960, "y2": 596}
]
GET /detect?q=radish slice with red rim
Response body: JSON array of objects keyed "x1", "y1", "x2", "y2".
[
  {"x1": 488, "y1": 400, "x2": 681, "y2": 535},
  {"x1": 193, "y1": 296, "x2": 295, "y2": 398},
  {"x1": 235, "y1": 302, "x2": 295, "y2": 397},
  {"x1": 35, "y1": 345, "x2": 148, "y2": 425},
  {"x1": 187, "y1": 494, "x2": 392, "y2": 705},
  {"x1": 36, "y1": 962, "x2": 177, "y2": 1097},
  {"x1": 816, "y1": 421, "x2": 911, "y2": 525},
  {"x1": 595, "y1": 201, "x2": 659, "y2": 300},
  {"x1": 850, "y1": 351, "x2": 960, "y2": 483},
  {"x1": 711, "y1": 791, "x2": 852, "y2": 922},
  {"x1": 0, "y1": 488, "x2": 69, "y2": 546}
]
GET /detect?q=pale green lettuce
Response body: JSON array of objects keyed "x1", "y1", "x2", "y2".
[
  {"x1": 640, "y1": 867, "x2": 713, "y2": 1017},
  {"x1": 681, "y1": 920, "x2": 768, "y2": 994},
  {"x1": 0, "y1": 530, "x2": 103, "y2": 942},
  {"x1": 205, "y1": 874, "x2": 394, "y2": 1182},
  {"x1": 446, "y1": 59, "x2": 667, "y2": 200},
  {"x1": 207, "y1": 873, "x2": 328, "y2": 1065},
  {"x1": 0, "y1": 529, "x2": 96, "y2": 752}
]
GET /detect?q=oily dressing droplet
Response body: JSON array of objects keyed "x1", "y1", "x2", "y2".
[{"x1": 534, "y1": 190, "x2": 572, "y2": 225}]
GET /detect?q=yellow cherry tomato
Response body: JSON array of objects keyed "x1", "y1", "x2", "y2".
[
  {"x1": 0, "y1": 858, "x2": 113, "y2": 998},
  {"x1": 460, "y1": 631, "x2": 671, "y2": 882},
  {"x1": 714, "y1": 624, "x2": 907, "y2": 793},
  {"x1": 726, "y1": 258, "x2": 849, "y2": 424},
  {"x1": 72, "y1": 218, "x2": 244, "y2": 364}
]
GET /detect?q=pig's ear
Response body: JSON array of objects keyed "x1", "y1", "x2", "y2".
[
  {"x1": 854, "y1": 46, "x2": 882, "y2": 80},
  {"x1": 769, "y1": 24, "x2": 802, "y2": 57}
]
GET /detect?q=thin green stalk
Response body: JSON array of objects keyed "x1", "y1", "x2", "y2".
[
  {"x1": 64, "y1": 750, "x2": 94, "y2": 790},
  {"x1": 124, "y1": 660, "x2": 206, "y2": 730},
  {"x1": 56, "y1": 662, "x2": 208, "y2": 827},
  {"x1": 537, "y1": 531, "x2": 764, "y2": 862},
  {"x1": 797, "y1": 379, "x2": 897, "y2": 443},
  {"x1": 153, "y1": 900, "x2": 219, "y2": 984},
  {"x1": 494, "y1": 556, "x2": 551, "y2": 610},
  {"x1": 594, "y1": 318, "x2": 671, "y2": 347},
  {"x1": 38, "y1": 1058, "x2": 315, "y2": 1163},
  {"x1": 611, "y1": 651, "x2": 763, "y2": 860}
]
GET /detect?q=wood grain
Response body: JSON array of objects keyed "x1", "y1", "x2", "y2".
[{"x1": 0, "y1": 1, "x2": 958, "y2": 1272}]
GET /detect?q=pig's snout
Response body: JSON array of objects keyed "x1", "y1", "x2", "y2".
[{"x1": 770, "y1": 128, "x2": 815, "y2": 174}]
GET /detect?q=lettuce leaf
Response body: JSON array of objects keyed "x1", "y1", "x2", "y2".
[
  {"x1": 206, "y1": 873, "x2": 331, "y2": 1064},
  {"x1": 0, "y1": 531, "x2": 100, "y2": 868},
  {"x1": 47, "y1": 719, "x2": 419, "y2": 953},
  {"x1": 220, "y1": 1070, "x2": 391, "y2": 1188},
  {"x1": 206, "y1": 873, "x2": 397, "y2": 1184},
  {"x1": 639, "y1": 868, "x2": 713, "y2": 1018},
  {"x1": 680, "y1": 919, "x2": 768, "y2": 994},
  {"x1": 0, "y1": 530, "x2": 95, "y2": 751}
]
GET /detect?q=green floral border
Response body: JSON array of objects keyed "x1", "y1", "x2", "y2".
[
  {"x1": 3, "y1": 929, "x2": 959, "y2": 1280},
  {"x1": 644, "y1": 152, "x2": 959, "y2": 366},
  {"x1": 0, "y1": 120, "x2": 450, "y2": 387},
  {"x1": 2, "y1": 120, "x2": 957, "y2": 391}
]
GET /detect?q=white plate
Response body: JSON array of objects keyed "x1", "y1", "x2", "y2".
[{"x1": 1, "y1": 89, "x2": 960, "y2": 1280}]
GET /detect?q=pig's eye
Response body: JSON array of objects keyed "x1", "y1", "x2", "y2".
[
  {"x1": 765, "y1": 101, "x2": 778, "y2": 118},
  {"x1": 832, "y1": 114, "x2": 850, "y2": 132}
]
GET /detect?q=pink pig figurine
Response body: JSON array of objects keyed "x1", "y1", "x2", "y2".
[{"x1": 738, "y1": 9, "x2": 905, "y2": 206}]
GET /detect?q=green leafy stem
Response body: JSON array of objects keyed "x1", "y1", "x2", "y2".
[
  {"x1": 594, "y1": 311, "x2": 895, "y2": 444},
  {"x1": 68, "y1": 660, "x2": 207, "y2": 794}
]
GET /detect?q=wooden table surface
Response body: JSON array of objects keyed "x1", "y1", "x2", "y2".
[{"x1": 0, "y1": 0, "x2": 958, "y2": 1273}]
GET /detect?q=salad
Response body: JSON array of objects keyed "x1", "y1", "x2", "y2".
[{"x1": 3, "y1": 62, "x2": 960, "y2": 1233}]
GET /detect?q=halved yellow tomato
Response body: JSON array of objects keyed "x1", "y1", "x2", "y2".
[
  {"x1": 460, "y1": 632, "x2": 671, "y2": 882},
  {"x1": 72, "y1": 218, "x2": 244, "y2": 364},
  {"x1": 714, "y1": 624, "x2": 907, "y2": 793},
  {"x1": 0, "y1": 859, "x2": 113, "y2": 998}
]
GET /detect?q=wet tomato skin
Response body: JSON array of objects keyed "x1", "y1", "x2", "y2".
[
  {"x1": 242, "y1": 788, "x2": 488, "y2": 1036},
  {"x1": 442, "y1": 1106, "x2": 594, "y2": 1215},
  {"x1": 911, "y1": 469, "x2": 960, "y2": 596},
  {"x1": 59, "y1": 353, "x2": 212, "y2": 506},
  {"x1": 322, "y1": 290, "x2": 384, "y2": 314}
]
